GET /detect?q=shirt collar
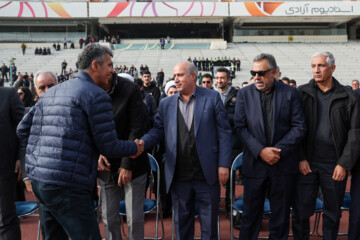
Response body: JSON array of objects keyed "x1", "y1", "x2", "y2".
[{"x1": 178, "y1": 87, "x2": 197, "y2": 102}]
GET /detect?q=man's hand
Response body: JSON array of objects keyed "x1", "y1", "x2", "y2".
[
  {"x1": 259, "y1": 147, "x2": 281, "y2": 165},
  {"x1": 24, "y1": 179, "x2": 35, "y2": 197},
  {"x1": 15, "y1": 160, "x2": 21, "y2": 182},
  {"x1": 131, "y1": 139, "x2": 144, "y2": 158},
  {"x1": 118, "y1": 168, "x2": 132, "y2": 187},
  {"x1": 333, "y1": 165, "x2": 347, "y2": 181},
  {"x1": 218, "y1": 167, "x2": 229, "y2": 186},
  {"x1": 299, "y1": 160, "x2": 312, "y2": 175},
  {"x1": 98, "y1": 155, "x2": 111, "y2": 172}
]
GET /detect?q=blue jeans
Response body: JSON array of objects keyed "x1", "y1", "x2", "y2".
[{"x1": 31, "y1": 180, "x2": 101, "y2": 240}]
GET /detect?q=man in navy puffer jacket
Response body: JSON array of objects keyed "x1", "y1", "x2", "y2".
[{"x1": 17, "y1": 43, "x2": 143, "y2": 240}]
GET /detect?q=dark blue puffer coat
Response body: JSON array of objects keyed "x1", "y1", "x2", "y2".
[{"x1": 17, "y1": 71, "x2": 137, "y2": 191}]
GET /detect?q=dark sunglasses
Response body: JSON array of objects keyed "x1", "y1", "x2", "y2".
[
  {"x1": 18, "y1": 92, "x2": 24, "y2": 96},
  {"x1": 202, "y1": 81, "x2": 211, "y2": 84},
  {"x1": 250, "y1": 69, "x2": 274, "y2": 77}
]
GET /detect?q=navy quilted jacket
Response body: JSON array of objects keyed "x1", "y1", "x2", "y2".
[{"x1": 17, "y1": 71, "x2": 137, "y2": 190}]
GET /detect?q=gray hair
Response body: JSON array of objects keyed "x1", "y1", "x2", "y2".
[
  {"x1": 253, "y1": 53, "x2": 277, "y2": 70},
  {"x1": 34, "y1": 71, "x2": 58, "y2": 87},
  {"x1": 186, "y1": 62, "x2": 198, "y2": 77},
  {"x1": 311, "y1": 51, "x2": 335, "y2": 67},
  {"x1": 77, "y1": 43, "x2": 113, "y2": 71}
]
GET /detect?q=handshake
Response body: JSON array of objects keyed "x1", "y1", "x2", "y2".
[{"x1": 131, "y1": 139, "x2": 145, "y2": 158}]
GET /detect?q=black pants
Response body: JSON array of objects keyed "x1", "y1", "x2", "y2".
[
  {"x1": 240, "y1": 172, "x2": 295, "y2": 240},
  {"x1": 292, "y1": 162, "x2": 347, "y2": 240},
  {"x1": 0, "y1": 177, "x2": 21, "y2": 240}
]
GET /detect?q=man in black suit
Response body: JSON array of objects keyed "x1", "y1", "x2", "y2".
[
  {"x1": 0, "y1": 87, "x2": 24, "y2": 240},
  {"x1": 234, "y1": 53, "x2": 306, "y2": 240}
]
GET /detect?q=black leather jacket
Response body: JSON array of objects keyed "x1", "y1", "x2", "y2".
[{"x1": 297, "y1": 78, "x2": 360, "y2": 170}]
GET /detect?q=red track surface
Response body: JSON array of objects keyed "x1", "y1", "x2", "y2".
[{"x1": 20, "y1": 180, "x2": 350, "y2": 240}]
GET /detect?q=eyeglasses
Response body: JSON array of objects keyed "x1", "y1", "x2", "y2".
[
  {"x1": 250, "y1": 69, "x2": 274, "y2": 77},
  {"x1": 18, "y1": 92, "x2": 24, "y2": 96},
  {"x1": 202, "y1": 81, "x2": 211, "y2": 84}
]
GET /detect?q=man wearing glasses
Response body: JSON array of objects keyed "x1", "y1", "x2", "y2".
[
  {"x1": 201, "y1": 73, "x2": 214, "y2": 89},
  {"x1": 234, "y1": 53, "x2": 306, "y2": 240}
]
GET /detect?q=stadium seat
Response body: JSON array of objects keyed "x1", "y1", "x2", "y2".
[{"x1": 15, "y1": 201, "x2": 40, "y2": 240}]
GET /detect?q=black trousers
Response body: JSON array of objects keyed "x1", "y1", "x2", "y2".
[
  {"x1": 292, "y1": 162, "x2": 347, "y2": 240},
  {"x1": 240, "y1": 172, "x2": 295, "y2": 240},
  {"x1": 0, "y1": 177, "x2": 21, "y2": 240}
]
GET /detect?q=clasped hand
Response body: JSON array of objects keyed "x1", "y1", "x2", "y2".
[
  {"x1": 131, "y1": 139, "x2": 144, "y2": 158},
  {"x1": 259, "y1": 147, "x2": 281, "y2": 165}
]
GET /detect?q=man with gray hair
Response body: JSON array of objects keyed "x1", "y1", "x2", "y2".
[
  {"x1": 17, "y1": 43, "x2": 143, "y2": 240},
  {"x1": 292, "y1": 51, "x2": 360, "y2": 240},
  {"x1": 234, "y1": 53, "x2": 306, "y2": 239},
  {"x1": 140, "y1": 61, "x2": 233, "y2": 239},
  {"x1": 22, "y1": 71, "x2": 58, "y2": 195}
]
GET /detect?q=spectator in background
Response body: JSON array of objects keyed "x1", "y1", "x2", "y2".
[
  {"x1": 11, "y1": 63, "x2": 17, "y2": 80},
  {"x1": 352, "y1": 79, "x2": 359, "y2": 91},
  {"x1": 215, "y1": 67, "x2": 242, "y2": 213},
  {"x1": 289, "y1": 79, "x2": 297, "y2": 88},
  {"x1": 17, "y1": 87, "x2": 34, "y2": 108},
  {"x1": 21, "y1": 42, "x2": 26, "y2": 55},
  {"x1": 160, "y1": 37, "x2": 165, "y2": 50},
  {"x1": 1, "y1": 63, "x2": 8, "y2": 82},
  {"x1": 165, "y1": 80, "x2": 177, "y2": 97},
  {"x1": 63, "y1": 37, "x2": 67, "y2": 49},
  {"x1": 19, "y1": 71, "x2": 58, "y2": 240},
  {"x1": 61, "y1": 60, "x2": 67, "y2": 75},
  {"x1": 135, "y1": 78, "x2": 158, "y2": 122},
  {"x1": 241, "y1": 82, "x2": 249, "y2": 88},
  {"x1": 116, "y1": 35, "x2": 120, "y2": 44},
  {"x1": 79, "y1": 38, "x2": 84, "y2": 49},
  {"x1": 142, "y1": 70, "x2": 161, "y2": 106},
  {"x1": 201, "y1": 73, "x2": 214, "y2": 90},
  {"x1": 156, "y1": 69, "x2": 165, "y2": 92},
  {"x1": 281, "y1": 76, "x2": 290, "y2": 84}
]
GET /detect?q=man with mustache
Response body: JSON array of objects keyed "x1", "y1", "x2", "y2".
[{"x1": 234, "y1": 53, "x2": 306, "y2": 240}]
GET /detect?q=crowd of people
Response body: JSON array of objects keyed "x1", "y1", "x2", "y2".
[
  {"x1": 1, "y1": 43, "x2": 360, "y2": 240},
  {"x1": 34, "y1": 47, "x2": 51, "y2": 55}
]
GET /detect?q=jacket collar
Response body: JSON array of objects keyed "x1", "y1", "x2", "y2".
[
  {"x1": 302, "y1": 77, "x2": 347, "y2": 99},
  {"x1": 75, "y1": 71, "x2": 96, "y2": 85}
]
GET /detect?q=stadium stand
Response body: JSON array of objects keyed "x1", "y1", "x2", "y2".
[{"x1": 1, "y1": 41, "x2": 360, "y2": 88}]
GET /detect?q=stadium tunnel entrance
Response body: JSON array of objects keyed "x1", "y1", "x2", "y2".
[{"x1": 98, "y1": 18, "x2": 225, "y2": 40}]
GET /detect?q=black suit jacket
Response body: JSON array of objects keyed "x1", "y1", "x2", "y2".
[
  {"x1": 0, "y1": 87, "x2": 24, "y2": 180},
  {"x1": 234, "y1": 81, "x2": 306, "y2": 177}
]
